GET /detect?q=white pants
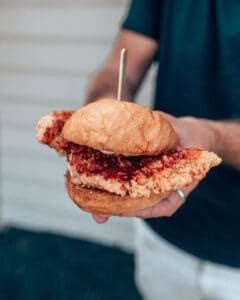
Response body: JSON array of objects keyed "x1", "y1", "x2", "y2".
[{"x1": 134, "y1": 219, "x2": 240, "y2": 300}]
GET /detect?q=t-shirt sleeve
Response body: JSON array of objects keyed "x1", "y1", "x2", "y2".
[{"x1": 122, "y1": 0, "x2": 162, "y2": 41}]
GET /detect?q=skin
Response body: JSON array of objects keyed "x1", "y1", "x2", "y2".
[{"x1": 86, "y1": 29, "x2": 240, "y2": 224}]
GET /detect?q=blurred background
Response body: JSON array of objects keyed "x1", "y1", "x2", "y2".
[{"x1": 0, "y1": 0, "x2": 156, "y2": 299}]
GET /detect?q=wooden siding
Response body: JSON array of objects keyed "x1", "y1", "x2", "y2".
[{"x1": 0, "y1": 0, "x2": 155, "y2": 250}]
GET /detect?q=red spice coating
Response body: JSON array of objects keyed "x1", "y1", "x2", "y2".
[
  {"x1": 42, "y1": 111, "x2": 73, "y2": 144},
  {"x1": 43, "y1": 119, "x2": 65, "y2": 144},
  {"x1": 42, "y1": 114, "x2": 198, "y2": 184},
  {"x1": 66, "y1": 143, "x2": 192, "y2": 183}
]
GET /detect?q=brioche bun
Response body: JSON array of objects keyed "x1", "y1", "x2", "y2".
[
  {"x1": 62, "y1": 99, "x2": 177, "y2": 156},
  {"x1": 65, "y1": 172, "x2": 168, "y2": 215}
]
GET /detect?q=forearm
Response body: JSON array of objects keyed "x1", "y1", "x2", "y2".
[
  {"x1": 210, "y1": 119, "x2": 240, "y2": 169},
  {"x1": 85, "y1": 68, "x2": 136, "y2": 104},
  {"x1": 85, "y1": 30, "x2": 158, "y2": 105}
]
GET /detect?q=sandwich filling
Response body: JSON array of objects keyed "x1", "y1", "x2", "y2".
[{"x1": 39, "y1": 112, "x2": 221, "y2": 198}]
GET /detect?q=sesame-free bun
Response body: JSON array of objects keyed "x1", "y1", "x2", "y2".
[
  {"x1": 65, "y1": 172, "x2": 168, "y2": 215},
  {"x1": 62, "y1": 99, "x2": 177, "y2": 156}
]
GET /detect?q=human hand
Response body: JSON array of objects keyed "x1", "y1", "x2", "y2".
[
  {"x1": 166, "y1": 114, "x2": 216, "y2": 152},
  {"x1": 92, "y1": 115, "x2": 216, "y2": 224}
]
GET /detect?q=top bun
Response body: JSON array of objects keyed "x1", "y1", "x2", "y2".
[{"x1": 62, "y1": 99, "x2": 177, "y2": 156}]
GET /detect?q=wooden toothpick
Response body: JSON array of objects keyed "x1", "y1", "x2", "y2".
[{"x1": 117, "y1": 48, "x2": 128, "y2": 101}]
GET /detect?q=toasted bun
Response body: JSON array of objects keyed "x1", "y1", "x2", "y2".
[
  {"x1": 62, "y1": 99, "x2": 177, "y2": 156},
  {"x1": 65, "y1": 172, "x2": 169, "y2": 215}
]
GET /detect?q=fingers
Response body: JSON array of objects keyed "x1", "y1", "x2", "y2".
[
  {"x1": 122, "y1": 181, "x2": 199, "y2": 219},
  {"x1": 92, "y1": 214, "x2": 110, "y2": 224},
  {"x1": 122, "y1": 191, "x2": 184, "y2": 219},
  {"x1": 92, "y1": 182, "x2": 199, "y2": 222},
  {"x1": 92, "y1": 192, "x2": 183, "y2": 222}
]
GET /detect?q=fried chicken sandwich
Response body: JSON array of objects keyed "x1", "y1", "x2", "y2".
[{"x1": 36, "y1": 99, "x2": 221, "y2": 214}]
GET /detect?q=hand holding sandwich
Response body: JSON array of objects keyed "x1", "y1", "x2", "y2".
[
  {"x1": 93, "y1": 114, "x2": 217, "y2": 223},
  {"x1": 93, "y1": 113, "x2": 240, "y2": 223},
  {"x1": 36, "y1": 99, "x2": 221, "y2": 223}
]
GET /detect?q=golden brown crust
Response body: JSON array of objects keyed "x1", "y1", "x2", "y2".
[
  {"x1": 67, "y1": 148, "x2": 222, "y2": 198},
  {"x1": 62, "y1": 99, "x2": 177, "y2": 156},
  {"x1": 65, "y1": 172, "x2": 169, "y2": 215}
]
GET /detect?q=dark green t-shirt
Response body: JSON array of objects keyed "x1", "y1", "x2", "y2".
[{"x1": 123, "y1": 0, "x2": 240, "y2": 268}]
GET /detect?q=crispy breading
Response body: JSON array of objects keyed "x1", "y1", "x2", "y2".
[
  {"x1": 37, "y1": 111, "x2": 221, "y2": 198},
  {"x1": 68, "y1": 148, "x2": 221, "y2": 197}
]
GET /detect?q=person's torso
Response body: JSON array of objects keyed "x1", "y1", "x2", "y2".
[{"x1": 148, "y1": 0, "x2": 240, "y2": 267}]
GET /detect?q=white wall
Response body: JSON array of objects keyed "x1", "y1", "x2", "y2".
[{"x1": 0, "y1": 0, "x2": 155, "y2": 250}]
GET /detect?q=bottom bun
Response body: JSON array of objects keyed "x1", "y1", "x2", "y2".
[{"x1": 65, "y1": 172, "x2": 169, "y2": 215}]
